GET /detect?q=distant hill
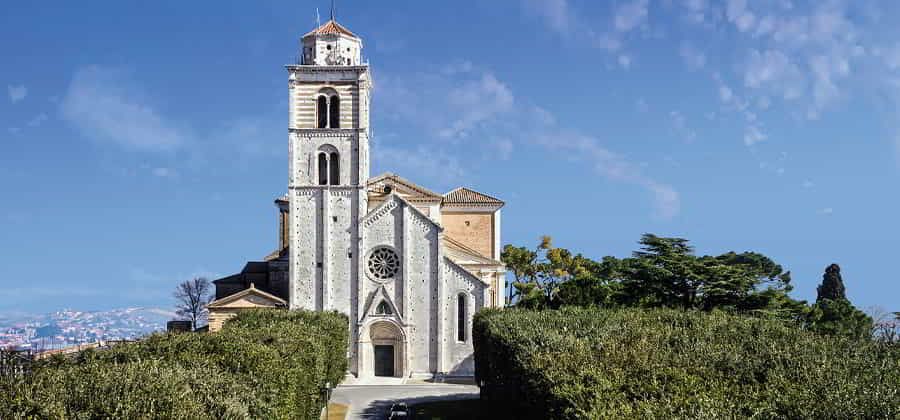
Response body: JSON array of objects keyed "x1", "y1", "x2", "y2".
[{"x1": 0, "y1": 307, "x2": 175, "y2": 350}]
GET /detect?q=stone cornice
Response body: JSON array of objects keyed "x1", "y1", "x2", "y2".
[
  {"x1": 440, "y1": 204, "x2": 503, "y2": 213},
  {"x1": 289, "y1": 185, "x2": 364, "y2": 191},
  {"x1": 286, "y1": 64, "x2": 369, "y2": 73},
  {"x1": 289, "y1": 128, "x2": 365, "y2": 136}
]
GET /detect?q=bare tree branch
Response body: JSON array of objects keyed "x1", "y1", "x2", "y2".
[{"x1": 173, "y1": 277, "x2": 213, "y2": 330}]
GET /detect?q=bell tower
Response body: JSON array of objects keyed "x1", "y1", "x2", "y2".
[{"x1": 287, "y1": 16, "x2": 372, "y2": 314}]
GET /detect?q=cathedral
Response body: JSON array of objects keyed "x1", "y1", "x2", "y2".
[{"x1": 206, "y1": 17, "x2": 506, "y2": 380}]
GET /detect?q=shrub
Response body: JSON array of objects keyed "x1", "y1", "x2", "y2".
[
  {"x1": 474, "y1": 307, "x2": 900, "y2": 419},
  {"x1": 0, "y1": 309, "x2": 348, "y2": 420}
]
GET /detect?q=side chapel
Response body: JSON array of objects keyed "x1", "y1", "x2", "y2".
[{"x1": 207, "y1": 17, "x2": 506, "y2": 380}]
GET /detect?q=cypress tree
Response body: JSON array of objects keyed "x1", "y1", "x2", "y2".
[{"x1": 816, "y1": 263, "x2": 846, "y2": 303}]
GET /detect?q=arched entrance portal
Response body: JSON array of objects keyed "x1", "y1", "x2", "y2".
[{"x1": 364, "y1": 320, "x2": 406, "y2": 378}]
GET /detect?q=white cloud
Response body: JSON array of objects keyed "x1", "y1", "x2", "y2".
[
  {"x1": 679, "y1": 42, "x2": 707, "y2": 71},
  {"x1": 490, "y1": 138, "x2": 514, "y2": 160},
  {"x1": 440, "y1": 73, "x2": 514, "y2": 139},
  {"x1": 718, "y1": 85, "x2": 734, "y2": 103},
  {"x1": 743, "y1": 125, "x2": 766, "y2": 146},
  {"x1": 726, "y1": 0, "x2": 756, "y2": 32},
  {"x1": 818, "y1": 207, "x2": 834, "y2": 215},
  {"x1": 60, "y1": 66, "x2": 187, "y2": 151},
  {"x1": 682, "y1": 0, "x2": 710, "y2": 24},
  {"x1": 635, "y1": 98, "x2": 649, "y2": 113},
  {"x1": 378, "y1": 62, "x2": 680, "y2": 219},
  {"x1": 7, "y1": 85, "x2": 27, "y2": 103},
  {"x1": 374, "y1": 145, "x2": 466, "y2": 186},
  {"x1": 26, "y1": 113, "x2": 48, "y2": 127},
  {"x1": 669, "y1": 110, "x2": 697, "y2": 142},
  {"x1": 802, "y1": 180, "x2": 815, "y2": 188},
  {"x1": 618, "y1": 54, "x2": 633, "y2": 69},
  {"x1": 615, "y1": 0, "x2": 649, "y2": 33},
  {"x1": 533, "y1": 128, "x2": 680, "y2": 219},
  {"x1": 151, "y1": 167, "x2": 175, "y2": 178},
  {"x1": 743, "y1": 49, "x2": 803, "y2": 99},
  {"x1": 521, "y1": 0, "x2": 573, "y2": 35}
]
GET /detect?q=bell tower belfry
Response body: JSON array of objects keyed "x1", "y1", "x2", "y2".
[{"x1": 287, "y1": 16, "x2": 372, "y2": 314}]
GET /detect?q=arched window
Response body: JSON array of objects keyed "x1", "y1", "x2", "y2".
[
  {"x1": 457, "y1": 294, "x2": 467, "y2": 342},
  {"x1": 317, "y1": 153, "x2": 328, "y2": 185},
  {"x1": 329, "y1": 95, "x2": 340, "y2": 128},
  {"x1": 329, "y1": 152, "x2": 340, "y2": 185},
  {"x1": 317, "y1": 96, "x2": 328, "y2": 129},
  {"x1": 375, "y1": 301, "x2": 392, "y2": 315}
]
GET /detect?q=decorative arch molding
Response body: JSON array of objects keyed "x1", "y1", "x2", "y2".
[{"x1": 358, "y1": 317, "x2": 409, "y2": 378}]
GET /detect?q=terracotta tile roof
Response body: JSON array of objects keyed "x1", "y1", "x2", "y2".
[
  {"x1": 442, "y1": 187, "x2": 504, "y2": 206},
  {"x1": 302, "y1": 19, "x2": 359, "y2": 39}
]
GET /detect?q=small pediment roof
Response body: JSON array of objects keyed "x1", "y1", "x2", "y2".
[
  {"x1": 359, "y1": 284, "x2": 404, "y2": 323},
  {"x1": 443, "y1": 187, "x2": 504, "y2": 207},
  {"x1": 207, "y1": 284, "x2": 287, "y2": 309},
  {"x1": 368, "y1": 173, "x2": 443, "y2": 202}
]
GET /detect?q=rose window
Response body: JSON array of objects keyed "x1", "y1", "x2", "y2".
[{"x1": 367, "y1": 247, "x2": 400, "y2": 280}]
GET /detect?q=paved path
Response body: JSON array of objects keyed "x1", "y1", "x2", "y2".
[{"x1": 330, "y1": 383, "x2": 479, "y2": 419}]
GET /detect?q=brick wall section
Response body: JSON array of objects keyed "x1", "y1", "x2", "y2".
[{"x1": 442, "y1": 213, "x2": 494, "y2": 259}]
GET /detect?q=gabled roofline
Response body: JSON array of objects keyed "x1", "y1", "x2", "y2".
[
  {"x1": 442, "y1": 187, "x2": 505, "y2": 207},
  {"x1": 443, "y1": 256, "x2": 491, "y2": 286},
  {"x1": 368, "y1": 172, "x2": 443, "y2": 200},
  {"x1": 207, "y1": 284, "x2": 287, "y2": 309},
  {"x1": 361, "y1": 193, "x2": 444, "y2": 231},
  {"x1": 302, "y1": 19, "x2": 359, "y2": 39}
]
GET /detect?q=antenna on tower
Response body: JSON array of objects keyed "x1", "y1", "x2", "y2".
[
  {"x1": 331, "y1": 0, "x2": 335, "y2": 21},
  {"x1": 316, "y1": 7, "x2": 321, "y2": 27}
]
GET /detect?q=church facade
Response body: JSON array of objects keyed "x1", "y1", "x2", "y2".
[{"x1": 208, "y1": 18, "x2": 506, "y2": 380}]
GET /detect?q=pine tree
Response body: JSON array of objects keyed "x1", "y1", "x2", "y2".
[
  {"x1": 808, "y1": 264, "x2": 872, "y2": 338},
  {"x1": 816, "y1": 263, "x2": 846, "y2": 302}
]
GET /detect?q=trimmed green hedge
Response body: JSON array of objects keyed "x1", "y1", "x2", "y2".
[
  {"x1": 474, "y1": 307, "x2": 900, "y2": 419},
  {"x1": 0, "y1": 309, "x2": 348, "y2": 420}
]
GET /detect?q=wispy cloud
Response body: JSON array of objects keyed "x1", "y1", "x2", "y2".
[
  {"x1": 614, "y1": 0, "x2": 649, "y2": 33},
  {"x1": 60, "y1": 66, "x2": 188, "y2": 152},
  {"x1": 520, "y1": 0, "x2": 647, "y2": 57},
  {"x1": 679, "y1": 42, "x2": 707, "y2": 71},
  {"x1": 26, "y1": 113, "x2": 48, "y2": 127},
  {"x1": 377, "y1": 62, "x2": 680, "y2": 219},
  {"x1": 670, "y1": 110, "x2": 697, "y2": 142},
  {"x1": 7, "y1": 85, "x2": 27, "y2": 103}
]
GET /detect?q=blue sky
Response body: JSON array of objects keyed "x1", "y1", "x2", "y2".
[{"x1": 1, "y1": 1, "x2": 899, "y2": 315}]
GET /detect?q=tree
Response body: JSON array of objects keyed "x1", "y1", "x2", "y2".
[
  {"x1": 173, "y1": 277, "x2": 214, "y2": 330},
  {"x1": 816, "y1": 263, "x2": 846, "y2": 302},
  {"x1": 556, "y1": 256, "x2": 622, "y2": 308},
  {"x1": 501, "y1": 244, "x2": 537, "y2": 306},
  {"x1": 868, "y1": 306, "x2": 900, "y2": 344},
  {"x1": 807, "y1": 264, "x2": 872, "y2": 339}
]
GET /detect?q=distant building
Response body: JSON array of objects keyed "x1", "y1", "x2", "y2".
[{"x1": 208, "y1": 16, "x2": 506, "y2": 381}]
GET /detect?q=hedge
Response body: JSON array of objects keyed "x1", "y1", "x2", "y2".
[
  {"x1": 474, "y1": 307, "x2": 900, "y2": 419},
  {"x1": 0, "y1": 309, "x2": 348, "y2": 420}
]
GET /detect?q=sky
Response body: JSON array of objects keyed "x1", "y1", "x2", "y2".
[{"x1": 1, "y1": 0, "x2": 899, "y2": 316}]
